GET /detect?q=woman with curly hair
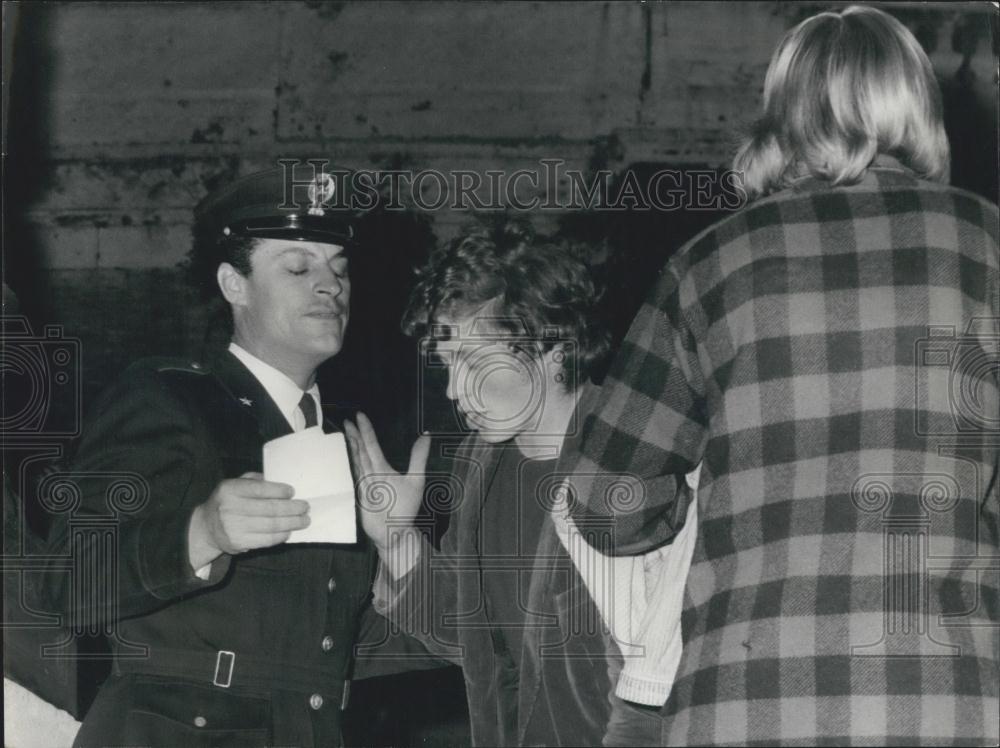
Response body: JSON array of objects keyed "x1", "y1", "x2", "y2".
[{"x1": 347, "y1": 221, "x2": 697, "y2": 746}]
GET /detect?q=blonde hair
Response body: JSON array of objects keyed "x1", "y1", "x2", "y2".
[{"x1": 734, "y1": 5, "x2": 950, "y2": 199}]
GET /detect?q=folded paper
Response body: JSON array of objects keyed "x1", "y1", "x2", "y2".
[{"x1": 263, "y1": 427, "x2": 357, "y2": 544}]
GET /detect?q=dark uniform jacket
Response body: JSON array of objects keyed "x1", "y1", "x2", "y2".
[
  {"x1": 35, "y1": 350, "x2": 382, "y2": 748},
  {"x1": 372, "y1": 436, "x2": 625, "y2": 747}
]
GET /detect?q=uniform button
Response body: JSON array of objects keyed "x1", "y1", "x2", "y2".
[
  {"x1": 193, "y1": 716, "x2": 207, "y2": 728},
  {"x1": 321, "y1": 636, "x2": 334, "y2": 652},
  {"x1": 327, "y1": 577, "x2": 336, "y2": 592},
  {"x1": 309, "y1": 693, "x2": 324, "y2": 710}
]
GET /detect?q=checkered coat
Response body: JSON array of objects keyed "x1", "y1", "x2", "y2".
[{"x1": 559, "y1": 163, "x2": 999, "y2": 745}]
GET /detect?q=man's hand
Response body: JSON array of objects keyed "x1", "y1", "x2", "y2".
[
  {"x1": 344, "y1": 413, "x2": 429, "y2": 557},
  {"x1": 188, "y1": 472, "x2": 309, "y2": 571}
]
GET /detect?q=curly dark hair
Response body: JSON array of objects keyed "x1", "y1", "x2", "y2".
[{"x1": 402, "y1": 220, "x2": 610, "y2": 389}]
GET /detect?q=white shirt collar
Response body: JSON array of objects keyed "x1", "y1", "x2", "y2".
[{"x1": 228, "y1": 342, "x2": 321, "y2": 431}]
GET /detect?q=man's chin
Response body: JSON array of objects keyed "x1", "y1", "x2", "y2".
[
  {"x1": 307, "y1": 322, "x2": 347, "y2": 355},
  {"x1": 296, "y1": 332, "x2": 343, "y2": 364},
  {"x1": 314, "y1": 337, "x2": 344, "y2": 359}
]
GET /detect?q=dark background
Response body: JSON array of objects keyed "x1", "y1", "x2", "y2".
[{"x1": 3, "y1": 2, "x2": 997, "y2": 745}]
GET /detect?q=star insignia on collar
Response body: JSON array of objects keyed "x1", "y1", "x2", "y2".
[{"x1": 239, "y1": 397, "x2": 253, "y2": 406}]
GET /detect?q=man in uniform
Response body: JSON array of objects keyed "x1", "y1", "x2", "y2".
[{"x1": 35, "y1": 165, "x2": 382, "y2": 747}]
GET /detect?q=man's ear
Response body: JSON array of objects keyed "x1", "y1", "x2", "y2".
[{"x1": 217, "y1": 262, "x2": 248, "y2": 307}]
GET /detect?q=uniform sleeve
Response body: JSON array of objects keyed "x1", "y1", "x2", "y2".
[
  {"x1": 34, "y1": 364, "x2": 231, "y2": 621},
  {"x1": 560, "y1": 265, "x2": 708, "y2": 555}
]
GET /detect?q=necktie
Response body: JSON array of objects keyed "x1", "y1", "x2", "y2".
[{"x1": 298, "y1": 392, "x2": 318, "y2": 429}]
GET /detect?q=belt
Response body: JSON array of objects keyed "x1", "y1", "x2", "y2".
[{"x1": 116, "y1": 648, "x2": 346, "y2": 698}]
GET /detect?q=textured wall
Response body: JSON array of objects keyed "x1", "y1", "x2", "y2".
[
  {"x1": 13, "y1": 2, "x2": 997, "y2": 262},
  {"x1": 5, "y1": 0, "x2": 998, "y2": 395}
]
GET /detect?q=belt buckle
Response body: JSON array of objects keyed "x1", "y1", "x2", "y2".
[{"x1": 213, "y1": 650, "x2": 235, "y2": 688}]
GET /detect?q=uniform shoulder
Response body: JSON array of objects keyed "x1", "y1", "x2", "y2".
[
  {"x1": 76, "y1": 357, "x2": 211, "y2": 437},
  {"x1": 108, "y1": 357, "x2": 216, "y2": 406},
  {"x1": 133, "y1": 356, "x2": 211, "y2": 374},
  {"x1": 125, "y1": 356, "x2": 213, "y2": 380}
]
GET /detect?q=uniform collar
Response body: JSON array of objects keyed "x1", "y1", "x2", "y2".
[{"x1": 228, "y1": 342, "x2": 321, "y2": 432}]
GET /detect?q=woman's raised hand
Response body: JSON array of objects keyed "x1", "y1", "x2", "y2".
[{"x1": 344, "y1": 412, "x2": 430, "y2": 552}]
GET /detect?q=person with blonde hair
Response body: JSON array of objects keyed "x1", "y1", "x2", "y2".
[
  {"x1": 558, "y1": 5, "x2": 998, "y2": 745},
  {"x1": 734, "y1": 4, "x2": 950, "y2": 198}
]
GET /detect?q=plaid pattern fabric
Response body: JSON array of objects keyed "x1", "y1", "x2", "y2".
[{"x1": 559, "y1": 164, "x2": 999, "y2": 745}]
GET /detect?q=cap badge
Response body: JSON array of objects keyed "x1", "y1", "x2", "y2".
[{"x1": 307, "y1": 173, "x2": 337, "y2": 217}]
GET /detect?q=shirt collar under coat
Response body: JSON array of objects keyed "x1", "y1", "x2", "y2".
[{"x1": 228, "y1": 342, "x2": 321, "y2": 432}]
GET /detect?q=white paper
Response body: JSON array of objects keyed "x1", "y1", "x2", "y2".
[{"x1": 262, "y1": 427, "x2": 357, "y2": 544}]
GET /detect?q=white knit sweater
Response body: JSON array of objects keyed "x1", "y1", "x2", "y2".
[{"x1": 554, "y1": 466, "x2": 700, "y2": 706}]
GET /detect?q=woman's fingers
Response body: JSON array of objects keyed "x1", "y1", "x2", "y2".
[
  {"x1": 407, "y1": 433, "x2": 432, "y2": 476},
  {"x1": 355, "y1": 412, "x2": 390, "y2": 471},
  {"x1": 343, "y1": 420, "x2": 372, "y2": 476}
]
